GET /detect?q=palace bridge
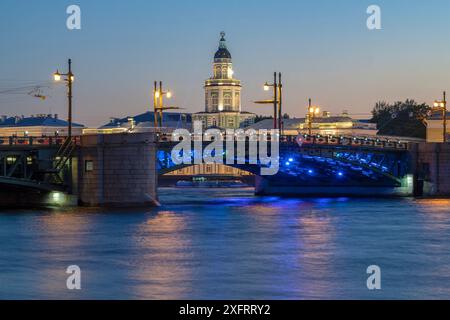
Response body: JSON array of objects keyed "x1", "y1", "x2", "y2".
[{"x1": 0, "y1": 133, "x2": 449, "y2": 207}]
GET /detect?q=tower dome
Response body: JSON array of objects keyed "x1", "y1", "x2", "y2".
[{"x1": 214, "y1": 32, "x2": 232, "y2": 60}]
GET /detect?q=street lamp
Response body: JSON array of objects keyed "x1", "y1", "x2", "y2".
[
  {"x1": 153, "y1": 81, "x2": 173, "y2": 128},
  {"x1": 433, "y1": 91, "x2": 447, "y2": 142},
  {"x1": 307, "y1": 98, "x2": 320, "y2": 136},
  {"x1": 255, "y1": 72, "x2": 283, "y2": 132},
  {"x1": 53, "y1": 59, "x2": 74, "y2": 139}
]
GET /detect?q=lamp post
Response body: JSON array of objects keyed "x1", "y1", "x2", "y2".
[
  {"x1": 434, "y1": 91, "x2": 447, "y2": 142},
  {"x1": 53, "y1": 59, "x2": 74, "y2": 139},
  {"x1": 153, "y1": 81, "x2": 172, "y2": 129},
  {"x1": 257, "y1": 72, "x2": 283, "y2": 131},
  {"x1": 307, "y1": 98, "x2": 320, "y2": 136}
]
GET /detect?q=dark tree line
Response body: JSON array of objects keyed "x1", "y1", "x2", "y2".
[{"x1": 370, "y1": 99, "x2": 430, "y2": 138}]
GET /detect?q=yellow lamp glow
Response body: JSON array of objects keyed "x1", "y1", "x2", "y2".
[
  {"x1": 264, "y1": 83, "x2": 270, "y2": 91},
  {"x1": 53, "y1": 72, "x2": 61, "y2": 81},
  {"x1": 166, "y1": 91, "x2": 172, "y2": 99},
  {"x1": 155, "y1": 91, "x2": 160, "y2": 98}
]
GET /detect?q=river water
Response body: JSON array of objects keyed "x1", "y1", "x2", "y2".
[{"x1": 1, "y1": 188, "x2": 450, "y2": 300}]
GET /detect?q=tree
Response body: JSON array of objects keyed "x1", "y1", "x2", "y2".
[{"x1": 370, "y1": 99, "x2": 430, "y2": 138}]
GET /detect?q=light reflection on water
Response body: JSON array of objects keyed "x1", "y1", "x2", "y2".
[{"x1": 0, "y1": 188, "x2": 450, "y2": 299}]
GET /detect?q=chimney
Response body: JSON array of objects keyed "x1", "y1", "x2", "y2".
[{"x1": 54, "y1": 114, "x2": 58, "y2": 119}]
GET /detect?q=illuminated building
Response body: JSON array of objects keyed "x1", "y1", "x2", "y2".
[
  {"x1": 425, "y1": 111, "x2": 450, "y2": 142},
  {"x1": 193, "y1": 32, "x2": 256, "y2": 129},
  {"x1": 0, "y1": 114, "x2": 84, "y2": 137},
  {"x1": 246, "y1": 112, "x2": 378, "y2": 136}
]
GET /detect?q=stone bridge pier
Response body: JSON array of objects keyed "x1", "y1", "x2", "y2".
[
  {"x1": 79, "y1": 133, "x2": 159, "y2": 207},
  {"x1": 411, "y1": 143, "x2": 450, "y2": 197}
]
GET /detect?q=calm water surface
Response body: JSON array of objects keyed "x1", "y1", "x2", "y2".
[{"x1": 1, "y1": 188, "x2": 450, "y2": 300}]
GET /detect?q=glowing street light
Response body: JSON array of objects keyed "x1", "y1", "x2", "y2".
[
  {"x1": 153, "y1": 81, "x2": 174, "y2": 128},
  {"x1": 433, "y1": 91, "x2": 447, "y2": 142},
  {"x1": 307, "y1": 98, "x2": 320, "y2": 136},
  {"x1": 53, "y1": 59, "x2": 75, "y2": 139},
  {"x1": 53, "y1": 71, "x2": 62, "y2": 82},
  {"x1": 255, "y1": 73, "x2": 283, "y2": 132}
]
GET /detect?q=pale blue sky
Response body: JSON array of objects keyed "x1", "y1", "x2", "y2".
[{"x1": 1, "y1": 0, "x2": 449, "y2": 126}]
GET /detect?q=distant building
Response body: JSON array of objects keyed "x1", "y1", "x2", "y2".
[
  {"x1": 0, "y1": 114, "x2": 84, "y2": 137},
  {"x1": 425, "y1": 111, "x2": 450, "y2": 142},
  {"x1": 246, "y1": 113, "x2": 378, "y2": 136},
  {"x1": 92, "y1": 111, "x2": 192, "y2": 134},
  {"x1": 193, "y1": 32, "x2": 256, "y2": 129}
]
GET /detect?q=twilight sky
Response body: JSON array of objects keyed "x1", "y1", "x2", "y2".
[{"x1": 1, "y1": 0, "x2": 449, "y2": 127}]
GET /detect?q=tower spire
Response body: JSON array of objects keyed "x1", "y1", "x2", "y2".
[{"x1": 219, "y1": 31, "x2": 226, "y2": 49}]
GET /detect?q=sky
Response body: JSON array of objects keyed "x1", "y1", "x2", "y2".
[{"x1": 0, "y1": 0, "x2": 449, "y2": 127}]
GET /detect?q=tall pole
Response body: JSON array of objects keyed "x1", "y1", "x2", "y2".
[
  {"x1": 67, "y1": 59, "x2": 73, "y2": 194},
  {"x1": 273, "y1": 72, "x2": 278, "y2": 130},
  {"x1": 278, "y1": 73, "x2": 282, "y2": 134},
  {"x1": 153, "y1": 81, "x2": 158, "y2": 128},
  {"x1": 444, "y1": 91, "x2": 447, "y2": 143},
  {"x1": 159, "y1": 81, "x2": 163, "y2": 128},
  {"x1": 308, "y1": 98, "x2": 312, "y2": 136},
  {"x1": 67, "y1": 59, "x2": 73, "y2": 139}
]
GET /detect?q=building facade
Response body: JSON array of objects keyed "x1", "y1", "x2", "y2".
[
  {"x1": 193, "y1": 32, "x2": 256, "y2": 129},
  {"x1": 0, "y1": 114, "x2": 84, "y2": 137},
  {"x1": 246, "y1": 113, "x2": 378, "y2": 137},
  {"x1": 425, "y1": 111, "x2": 450, "y2": 142}
]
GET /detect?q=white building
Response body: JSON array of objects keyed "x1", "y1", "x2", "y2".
[{"x1": 193, "y1": 32, "x2": 256, "y2": 129}]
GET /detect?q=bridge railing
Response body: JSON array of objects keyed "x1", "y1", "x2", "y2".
[
  {"x1": 157, "y1": 132, "x2": 408, "y2": 150},
  {"x1": 0, "y1": 136, "x2": 81, "y2": 147},
  {"x1": 295, "y1": 134, "x2": 408, "y2": 150}
]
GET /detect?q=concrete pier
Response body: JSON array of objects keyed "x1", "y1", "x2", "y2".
[
  {"x1": 411, "y1": 143, "x2": 450, "y2": 197},
  {"x1": 78, "y1": 132, "x2": 159, "y2": 207}
]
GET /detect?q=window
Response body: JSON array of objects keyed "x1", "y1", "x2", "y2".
[
  {"x1": 224, "y1": 92, "x2": 232, "y2": 109},
  {"x1": 85, "y1": 160, "x2": 94, "y2": 172},
  {"x1": 235, "y1": 93, "x2": 240, "y2": 108},
  {"x1": 222, "y1": 66, "x2": 228, "y2": 78},
  {"x1": 211, "y1": 92, "x2": 219, "y2": 109},
  {"x1": 214, "y1": 66, "x2": 221, "y2": 78},
  {"x1": 205, "y1": 92, "x2": 208, "y2": 109}
]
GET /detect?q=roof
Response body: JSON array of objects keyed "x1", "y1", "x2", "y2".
[
  {"x1": 100, "y1": 111, "x2": 192, "y2": 129},
  {"x1": 428, "y1": 111, "x2": 450, "y2": 120},
  {"x1": 0, "y1": 115, "x2": 84, "y2": 128},
  {"x1": 214, "y1": 32, "x2": 231, "y2": 60},
  {"x1": 246, "y1": 117, "x2": 370, "y2": 130}
]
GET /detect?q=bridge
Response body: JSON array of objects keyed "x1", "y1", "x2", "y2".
[
  {"x1": 156, "y1": 133, "x2": 412, "y2": 197},
  {"x1": 0, "y1": 136, "x2": 78, "y2": 206},
  {"x1": 0, "y1": 132, "x2": 448, "y2": 207}
]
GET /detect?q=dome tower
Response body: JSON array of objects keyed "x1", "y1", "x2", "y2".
[{"x1": 204, "y1": 32, "x2": 241, "y2": 113}]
